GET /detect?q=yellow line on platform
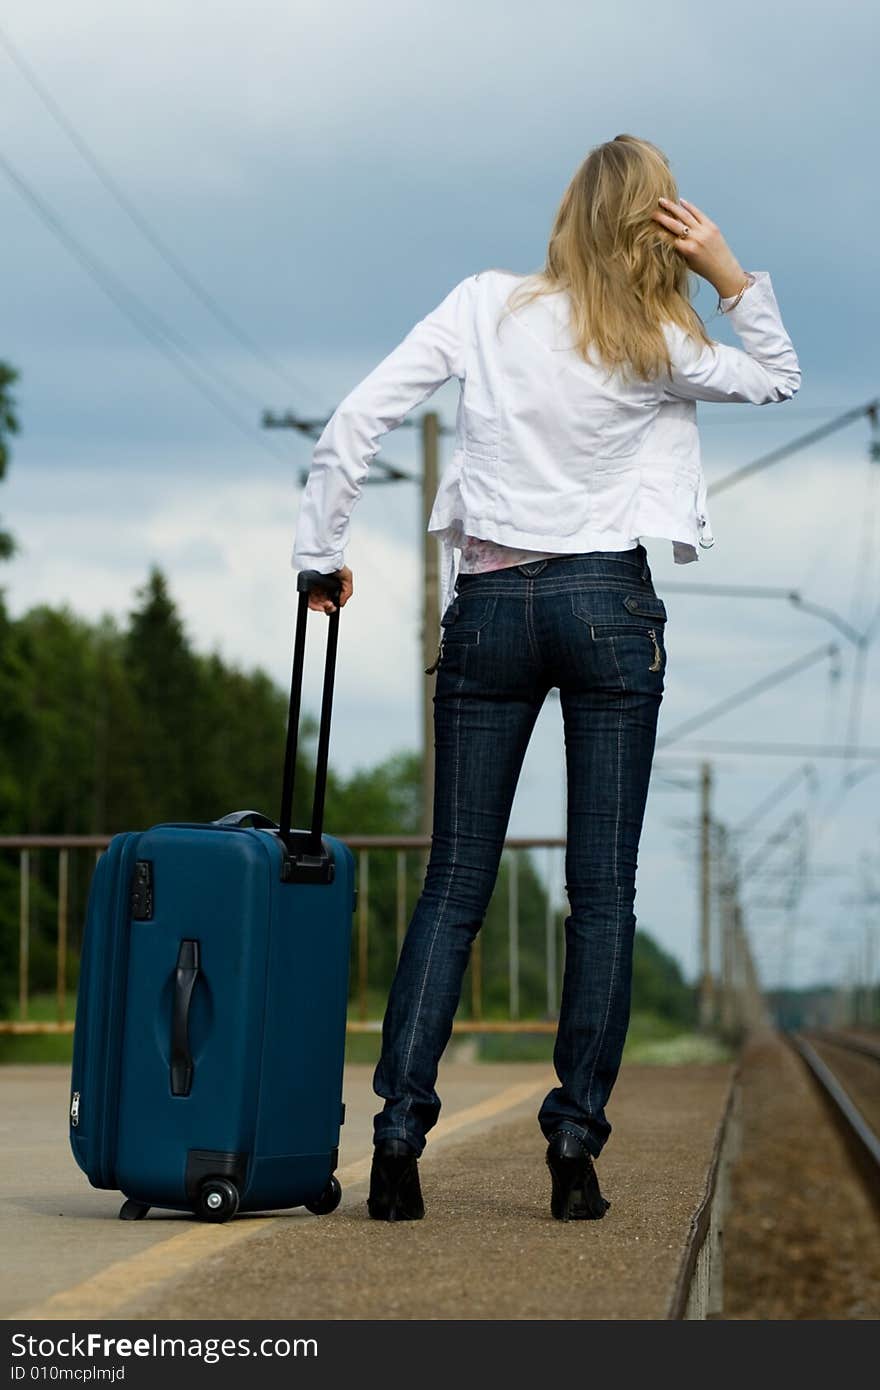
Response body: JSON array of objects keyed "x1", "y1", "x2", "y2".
[{"x1": 8, "y1": 1075, "x2": 552, "y2": 1321}]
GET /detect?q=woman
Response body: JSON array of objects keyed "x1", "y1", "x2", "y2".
[{"x1": 293, "y1": 133, "x2": 800, "y2": 1222}]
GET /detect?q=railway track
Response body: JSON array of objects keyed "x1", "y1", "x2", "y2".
[{"x1": 788, "y1": 1030, "x2": 880, "y2": 1208}]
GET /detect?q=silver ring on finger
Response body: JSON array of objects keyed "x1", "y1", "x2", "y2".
[{"x1": 678, "y1": 222, "x2": 691, "y2": 238}]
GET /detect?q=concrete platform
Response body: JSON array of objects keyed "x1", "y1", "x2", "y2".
[{"x1": 2, "y1": 1061, "x2": 733, "y2": 1320}]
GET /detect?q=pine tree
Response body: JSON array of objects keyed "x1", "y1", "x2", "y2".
[
  {"x1": 124, "y1": 566, "x2": 205, "y2": 821},
  {"x1": 0, "y1": 362, "x2": 20, "y2": 562}
]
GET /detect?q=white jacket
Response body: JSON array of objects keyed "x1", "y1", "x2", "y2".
[{"x1": 292, "y1": 267, "x2": 801, "y2": 631}]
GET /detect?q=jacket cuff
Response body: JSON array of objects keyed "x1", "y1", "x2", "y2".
[{"x1": 291, "y1": 551, "x2": 345, "y2": 574}]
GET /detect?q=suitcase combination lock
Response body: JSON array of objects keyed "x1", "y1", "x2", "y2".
[{"x1": 131, "y1": 861, "x2": 154, "y2": 920}]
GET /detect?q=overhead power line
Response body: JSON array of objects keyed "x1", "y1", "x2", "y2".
[
  {"x1": 656, "y1": 641, "x2": 839, "y2": 749},
  {"x1": 263, "y1": 410, "x2": 418, "y2": 485},
  {"x1": 656, "y1": 741, "x2": 880, "y2": 759},
  {"x1": 659, "y1": 581, "x2": 867, "y2": 647},
  {"x1": 710, "y1": 399, "x2": 878, "y2": 496},
  {"x1": 700, "y1": 407, "x2": 872, "y2": 425},
  {"x1": 841, "y1": 410, "x2": 880, "y2": 772},
  {"x1": 732, "y1": 763, "x2": 816, "y2": 838},
  {"x1": 742, "y1": 811, "x2": 804, "y2": 878},
  {"x1": 0, "y1": 147, "x2": 289, "y2": 463},
  {"x1": 0, "y1": 21, "x2": 329, "y2": 417}
]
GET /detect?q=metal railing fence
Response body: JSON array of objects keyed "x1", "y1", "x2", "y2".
[{"x1": 0, "y1": 834, "x2": 569, "y2": 1035}]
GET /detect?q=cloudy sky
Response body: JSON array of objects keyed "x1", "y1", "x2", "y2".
[{"x1": 2, "y1": 1, "x2": 877, "y2": 989}]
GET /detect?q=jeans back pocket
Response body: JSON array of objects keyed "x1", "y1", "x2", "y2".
[
  {"x1": 441, "y1": 593, "x2": 498, "y2": 644},
  {"x1": 570, "y1": 590, "x2": 667, "y2": 685}
]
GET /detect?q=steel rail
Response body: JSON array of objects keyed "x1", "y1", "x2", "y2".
[{"x1": 787, "y1": 1033, "x2": 880, "y2": 1192}]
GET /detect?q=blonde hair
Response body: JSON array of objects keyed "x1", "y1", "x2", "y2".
[{"x1": 498, "y1": 133, "x2": 715, "y2": 385}]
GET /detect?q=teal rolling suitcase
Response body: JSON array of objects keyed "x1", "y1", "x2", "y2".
[{"x1": 69, "y1": 571, "x2": 356, "y2": 1221}]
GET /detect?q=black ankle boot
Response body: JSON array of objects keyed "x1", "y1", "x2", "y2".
[
  {"x1": 546, "y1": 1130, "x2": 611, "y2": 1222},
  {"x1": 367, "y1": 1138, "x2": 425, "y2": 1221}
]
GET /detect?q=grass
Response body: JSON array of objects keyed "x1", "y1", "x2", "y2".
[
  {"x1": 1, "y1": 998, "x2": 731, "y2": 1068},
  {"x1": 0, "y1": 992, "x2": 76, "y2": 1064},
  {"x1": 0, "y1": 1032, "x2": 74, "y2": 1064},
  {"x1": 624, "y1": 1032, "x2": 732, "y2": 1065},
  {"x1": 472, "y1": 1011, "x2": 733, "y2": 1065}
]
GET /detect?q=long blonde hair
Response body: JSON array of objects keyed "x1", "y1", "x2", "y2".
[{"x1": 498, "y1": 133, "x2": 714, "y2": 385}]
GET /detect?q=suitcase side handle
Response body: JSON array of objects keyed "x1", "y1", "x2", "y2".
[
  {"x1": 170, "y1": 939, "x2": 200, "y2": 1097},
  {"x1": 278, "y1": 572, "x2": 342, "y2": 877}
]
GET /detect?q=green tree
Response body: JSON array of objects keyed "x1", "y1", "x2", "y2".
[
  {"x1": 120, "y1": 568, "x2": 296, "y2": 826},
  {"x1": 631, "y1": 929, "x2": 696, "y2": 1027},
  {"x1": 10, "y1": 604, "x2": 104, "y2": 835},
  {"x1": 90, "y1": 614, "x2": 149, "y2": 833},
  {"x1": 0, "y1": 359, "x2": 25, "y2": 824},
  {"x1": 0, "y1": 361, "x2": 19, "y2": 562},
  {"x1": 123, "y1": 567, "x2": 206, "y2": 822},
  {"x1": 0, "y1": 362, "x2": 23, "y2": 1013},
  {"x1": 191, "y1": 649, "x2": 291, "y2": 825}
]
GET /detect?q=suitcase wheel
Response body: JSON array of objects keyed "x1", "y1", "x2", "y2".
[
  {"x1": 118, "y1": 1199, "x2": 150, "y2": 1221},
  {"x1": 304, "y1": 1174, "x2": 342, "y2": 1216},
  {"x1": 195, "y1": 1177, "x2": 240, "y2": 1224}
]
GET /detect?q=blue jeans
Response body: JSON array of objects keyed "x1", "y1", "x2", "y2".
[{"x1": 372, "y1": 542, "x2": 666, "y2": 1158}]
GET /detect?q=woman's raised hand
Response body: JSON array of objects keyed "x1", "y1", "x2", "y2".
[{"x1": 651, "y1": 196, "x2": 748, "y2": 299}]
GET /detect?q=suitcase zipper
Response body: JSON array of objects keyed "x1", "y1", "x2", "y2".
[{"x1": 87, "y1": 833, "x2": 140, "y2": 1187}]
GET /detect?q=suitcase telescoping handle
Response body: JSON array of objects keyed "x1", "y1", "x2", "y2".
[{"x1": 278, "y1": 569, "x2": 343, "y2": 867}]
